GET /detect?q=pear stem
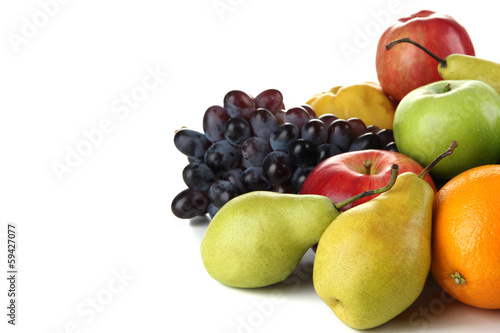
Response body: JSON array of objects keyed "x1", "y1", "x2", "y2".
[
  {"x1": 385, "y1": 37, "x2": 447, "y2": 68},
  {"x1": 334, "y1": 164, "x2": 399, "y2": 210},
  {"x1": 418, "y1": 141, "x2": 458, "y2": 179}
]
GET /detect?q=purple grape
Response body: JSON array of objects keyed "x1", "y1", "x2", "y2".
[
  {"x1": 317, "y1": 143, "x2": 342, "y2": 164},
  {"x1": 182, "y1": 162, "x2": 215, "y2": 191},
  {"x1": 241, "y1": 156, "x2": 253, "y2": 169},
  {"x1": 301, "y1": 104, "x2": 317, "y2": 119},
  {"x1": 204, "y1": 140, "x2": 242, "y2": 172},
  {"x1": 271, "y1": 181, "x2": 295, "y2": 194},
  {"x1": 319, "y1": 114, "x2": 338, "y2": 127},
  {"x1": 384, "y1": 142, "x2": 398, "y2": 152},
  {"x1": 377, "y1": 129, "x2": 394, "y2": 147},
  {"x1": 174, "y1": 129, "x2": 212, "y2": 159},
  {"x1": 207, "y1": 203, "x2": 219, "y2": 219},
  {"x1": 241, "y1": 137, "x2": 272, "y2": 166},
  {"x1": 242, "y1": 166, "x2": 271, "y2": 191},
  {"x1": 328, "y1": 119, "x2": 354, "y2": 152},
  {"x1": 224, "y1": 117, "x2": 252, "y2": 146},
  {"x1": 270, "y1": 123, "x2": 300, "y2": 152},
  {"x1": 291, "y1": 166, "x2": 314, "y2": 192},
  {"x1": 220, "y1": 168, "x2": 246, "y2": 194},
  {"x1": 203, "y1": 105, "x2": 230, "y2": 142},
  {"x1": 348, "y1": 132, "x2": 383, "y2": 151},
  {"x1": 208, "y1": 180, "x2": 239, "y2": 208},
  {"x1": 223, "y1": 90, "x2": 256, "y2": 120},
  {"x1": 254, "y1": 89, "x2": 284, "y2": 112},
  {"x1": 301, "y1": 119, "x2": 327, "y2": 147},
  {"x1": 171, "y1": 189, "x2": 209, "y2": 219},
  {"x1": 347, "y1": 117, "x2": 367, "y2": 138},
  {"x1": 273, "y1": 109, "x2": 285, "y2": 124},
  {"x1": 288, "y1": 139, "x2": 317, "y2": 167},
  {"x1": 365, "y1": 124, "x2": 382, "y2": 134},
  {"x1": 284, "y1": 106, "x2": 310, "y2": 131},
  {"x1": 262, "y1": 151, "x2": 294, "y2": 183},
  {"x1": 250, "y1": 108, "x2": 279, "y2": 140}
]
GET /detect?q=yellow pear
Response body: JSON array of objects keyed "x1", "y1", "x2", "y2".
[{"x1": 313, "y1": 142, "x2": 457, "y2": 329}]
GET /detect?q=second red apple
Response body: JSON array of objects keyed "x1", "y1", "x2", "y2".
[{"x1": 376, "y1": 10, "x2": 475, "y2": 101}]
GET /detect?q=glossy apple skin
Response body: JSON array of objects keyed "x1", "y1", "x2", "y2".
[
  {"x1": 300, "y1": 150, "x2": 436, "y2": 211},
  {"x1": 393, "y1": 80, "x2": 500, "y2": 180},
  {"x1": 376, "y1": 10, "x2": 475, "y2": 101}
]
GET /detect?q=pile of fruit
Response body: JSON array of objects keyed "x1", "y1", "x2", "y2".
[{"x1": 172, "y1": 9, "x2": 500, "y2": 330}]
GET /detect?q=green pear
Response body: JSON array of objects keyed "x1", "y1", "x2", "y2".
[
  {"x1": 201, "y1": 192, "x2": 338, "y2": 288},
  {"x1": 313, "y1": 142, "x2": 457, "y2": 329},
  {"x1": 386, "y1": 37, "x2": 500, "y2": 95},
  {"x1": 200, "y1": 166, "x2": 398, "y2": 289}
]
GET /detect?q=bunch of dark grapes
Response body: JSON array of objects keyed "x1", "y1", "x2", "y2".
[{"x1": 172, "y1": 89, "x2": 397, "y2": 219}]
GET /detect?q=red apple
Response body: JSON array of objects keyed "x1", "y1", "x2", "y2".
[
  {"x1": 300, "y1": 149, "x2": 436, "y2": 211},
  {"x1": 376, "y1": 10, "x2": 475, "y2": 102}
]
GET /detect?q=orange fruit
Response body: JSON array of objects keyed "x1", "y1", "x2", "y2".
[{"x1": 431, "y1": 164, "x2": 500, "y2": 309}]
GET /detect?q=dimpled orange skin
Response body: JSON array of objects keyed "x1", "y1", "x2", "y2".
[{"x1": 431, "y1": 165, "x2": 500, "y2": 309}]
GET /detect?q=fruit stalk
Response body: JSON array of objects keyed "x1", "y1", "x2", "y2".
[
  {"x1": 363, "y1": 159, "x2": 373, "y2": 174},
  {"x1": 335, "y1": 164, "x2": 399, "y2": 210},
  {"x1": 385, "y1": 37, "x2": 447, "y2": 67},
  {"x1": 418, "y1": 141, "x2": 457, "y2": 179},
  {"x1": 450, "y1": 271, "x2": 466, "y2": 285}
]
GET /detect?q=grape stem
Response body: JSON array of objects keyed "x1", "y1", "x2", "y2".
[
  {"x1": 174, "y1": 126, "x2": 187, "y2": 133},
  {"x1": 334, "y1": 164, "x2": 399, "y2": 210}
]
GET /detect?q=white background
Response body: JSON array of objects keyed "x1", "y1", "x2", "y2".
[{"x1": 1, "y1": 0, "x2": 499, "y2": 332}]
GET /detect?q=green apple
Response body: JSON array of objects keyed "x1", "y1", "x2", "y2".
[{"x1": 393, "y1": 80, "x2": 500, "y2": 180}]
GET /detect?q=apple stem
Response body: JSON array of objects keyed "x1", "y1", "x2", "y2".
[
  {"x1": 385, "y1": 37, "x2": 447, "y2": 68},
  {"x1": 334, "y1": 164, "x2": 399, "y2": 210},
  {"x1": 418, "y1": 141, "x2": 458, "y2": 179},
  {"x1": 363, "y1": 159, "x2": 373, "y2": 174}
]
